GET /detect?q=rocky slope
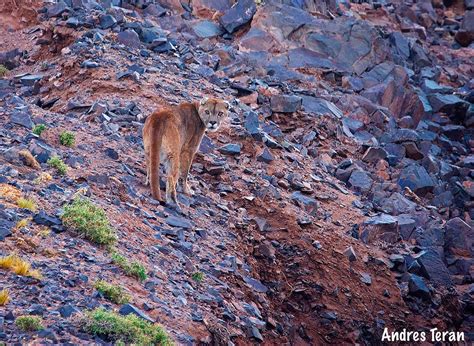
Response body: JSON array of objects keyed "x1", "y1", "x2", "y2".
[{"x1": 0, "y1": 0, "x2": 473, "y2": 344}]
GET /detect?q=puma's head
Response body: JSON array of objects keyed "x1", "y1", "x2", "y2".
[{"x1": 197, "y1": 97, "x2": 229, "y2": 132}]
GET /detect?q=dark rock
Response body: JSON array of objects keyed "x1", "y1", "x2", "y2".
[
  {"x1": 144, "y1": 3, "x2": 167, "y2": 17},
  {"x1": 360, "y1": 273, "x2": 372, "y2": 285},
  {"x1": 47, "y1": 1, "x2": 69, "y2": 17},
  {"x1": 362, "y1": 147, "x2": 387, "y2": 163},
  {"x1": 421, "y1": 79, "x2": 452, "y2": 94},
  {"x1": 348, "y1": 170, "x2": 373, "y2": 193},
  {"x1": 19, "y1": 74, "x2": 43, "y2": 86},
  {"x1": 29, "y1": 139, "x2": 57, "y2": 163},
  {"x1": 416, "y1": 249, "x2": 453, "y2": 287},
  {"x1": 243, "y1": 276, "x2": 268, "y2": 293},
  {"x1": 99, "y1": 14, "x2": 117, "y2": 29},
  {"x1": 193, "y1": 21, "x2": 223, "y2": 38},
  {"x1": 441, "y1": 125, "x2": 465, "y2": 141},
  {"x1": 455, "y1": 11, "x2": 474, "y2": 46},
  {"x1": 244, "y1": 111, "x2": 262, "y2": 140},
  {"x1": 257, "y1": 148, "x2": 274, "y2": 163},
  {"x1": 119, "y1": 304, "x2": 154, "y2": 322},
  {"x1": 218, "y1": 143, "x2": 241, "y2": 155},
  {"x1": 301, "y1": 96, "x2": 343, "y2": 118},
  {"x1": 408, "y1": 274, "x2": 430, "y2": 300},
  {"x1": 397, "y1": 164, "x2": 435, "y2": 196},
  {"x1": 165, "y1": 215, "x2": 192, "y2": 229},
  {"x1": 403, "y1": 142, "x2": 424, "y2": 160},
  {"x1": 81, "y1": 60, "x2": 100, "y2": 68},
  {"x1": 105, "y1": 148, "x2": 119, "y2": 160},
  {"x1": 291, "y1": 192, "x2": 318, "y2": 214},
  {"x1": 219, "y1": 0, "x2": 256, "y2": 34},
  {"x1": 10, "y1": 110, "x2": 33, "y2": 129},
  {"x1": 427, "y1": 93, "x2": 469, "y2": 121},
  {"x1": 33, "y1": 210, "x2": 63, "y2": 229},
  {"x1": 270, "y1": 95, "x2": 302, "y2": 113},
  {"x1": 445, "y1": 218, "x2": 473, "y2": 256},
  {"x1": 377, "y1": 192, "x2": 417, "y2": 215},
  {"x1": 361, "y1": 214, "x2": 399, "y2": 244},
  {"x1": 117, "y1": 30, "x2": 141, "y2": 48},
  {"x1": 58, "y1": 304, "x2": 79, "y2": 318},
  {"x1": 344, "y1": 246, "x2": 357, "y2": 262}
]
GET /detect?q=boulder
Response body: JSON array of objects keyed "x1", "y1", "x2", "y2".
[
  {"x1": 361, "y1": 214, "x2": 399, "y2": 244},
  {"x1": 444, "y1": 218, "x2": 473, "y2": 257},
  {"x1": 348, "y1": 170, "x2": 373, "y2": 193},
  {"x1": 408, "y1": 274, "x2": 431, "y2": 300},
  {"x1": 270, "y1": 95, "x2": 302, "y2": 113},
  {"x1": 219, "y1": 0, "x2": 256, "y2": 34},
  {"x1": 397, "y1": 164, "x2": 435, "y2": 196}
]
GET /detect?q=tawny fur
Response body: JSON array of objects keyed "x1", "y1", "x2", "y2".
[
  {"x1": 18, "y1": 149, "x2": 41, "y2": 170},
  {"x1": 142, "y1": 98, "x2": 228, "y2": 207}
]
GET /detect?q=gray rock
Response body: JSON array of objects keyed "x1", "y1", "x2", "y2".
[
  {"x1": 219, "y1": 0, "x2": 256, "y2": 34},
  {"x1": 193, "y1": 21, "x2": 223, "y2": 38},
  {"x1": 143, "y1": 3, "x2": 167, "y2": 17},
  {"x1": 344, "y1": 246, "x2": 357, "y2": 262},
  {"x1": 427, "y1": 93, "x2": 469, "y2": 121},
  {"x1": 291, "y1": 191, "x2": 318, "y2": 214},
  {"x1": 47, "y1": 1, "x2": 69, "y2": 17},
  {"x1": 119, "y1": 304, "x2": 154, "y2": 322},
  {"x1": 270, "y1": 95, "x2": 302, "y2": 113},
  {"x1": 361, "y1": 214, "x2": 399, "y2": 244},
  {"x1": 415, "y1": 249, "x2": 453, "y2": 287},
  {"x1": 377, "y1": 192, "x2": 417, "y2": 215},
  {"x1": 243, "y1": 276, "x2": 268, "y2": 293},
  {"x1": 362, "y1": 147, "x2": 387, "y2": 163},
  {"x1": 408, "y1": 274, "x2": 430, "y2": 300},
  {"x1": 99, "y1": 14, "x2": 117, "y2": 29},
  {"x1": 445, "y1": 218, "x2": 473, "y2": 256},
  {"x1": 10, "y1": 110, "x2": 33, "y2": 129},
  {"x1": 397, "y1": 164, "x2": 435, "y2": 196},
  {"x1": 218, "y1": 143, "x2": 241, "y2": 155},
  {"x1": 257, "y1": 148, "x2": 274, "y2": 163},
  {"x1": 421, "y1": 79, "x2": 452, "y2": 94},
  {"x1": 301, "y1": 96, "x2": 343, "y2": 118},
  {"x1": 117, "y1": 30, "x2": 141, "y2": 48},
  {"x1": 360, "y1": 273, "x2": 372, "y2": 285},
  {"x1": 28, "y1": 139, "x2": 56, "y2": 164},
  {"x1": 165, "y1": 215, "x2": 192, "y2": 229},
  {"x1": 58, "y1": 304, "x2": 79, "y2": 318},
  {"x1": 81, "y1": 60, "x2": 100, "y2": 68},
  {"x1": 19, "y1": 74, "x2": 43, "y2": 87},
  {"x1": 348, "y1": 170, "x2": 373, "y2": 193},
  {"x1": 244, "y1": 111, "x2": 262, "y2": 140}
]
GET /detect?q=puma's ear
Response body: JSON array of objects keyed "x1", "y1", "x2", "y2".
[{"x1": 200, "y1": 97, "x2": 208, "y2": 106}]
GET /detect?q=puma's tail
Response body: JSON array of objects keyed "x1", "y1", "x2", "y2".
[{"x1": 149, "y1": 122, "x2": 164, "y2": 201}]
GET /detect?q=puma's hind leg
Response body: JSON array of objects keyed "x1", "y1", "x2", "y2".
[
  {"x1": 163, "y1": 151, "x2": 180, "y2": 208},
  {"x1": 178, "y1": 150, "x2": 194, "y2": 196}
]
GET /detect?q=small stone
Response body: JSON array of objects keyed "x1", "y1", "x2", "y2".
[
  {"x1": 218, "y1": 143, "x2": 241, "y2": 155},
  {"x1": 343, "y1": 246, "x2": 357, "y2": 262},
  {"x1": 408, "y1": 274, "x2": 430, "y2": 300},
  {"x1": 360, "y1": 273, "x2": 372, "y2": 285},
  {"x1": 257, "y1": 148, "x2": 274, "y2": 163},
  {"x1": 119, "y1": 304, "x2": 154, "y2": 322}
]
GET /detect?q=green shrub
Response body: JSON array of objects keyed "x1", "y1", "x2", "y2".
[
  {"x1": 15, "y1": 316, "x2": 43, "y2": 332},
  {"x1": 94, "y1": 280, "x2": 130, "y2": 304},
  {"x1": 191, "y1": 272, "x2": 204, "y2": 283},
  {"x1": 59, "y1": 131, "x2": 75, "y2": 147},
  {"x1": 32, "y1": 124, "x2": 47, "y2": 136},
  {"x1": 111, "y1": 252, "x2": 147, "y2": 282},
  {"x1": 47, "y1": 156, "x2": 68, "y2": 175},
  {"x1": 82, "y1": 308, "x2": 171, "y2": 345},
  {"x1": 0, "y1": 65, "x2": 8, "y2": 77},
  {"x1": 61, "y1": 197, "x2": 117, "y2": 246}
]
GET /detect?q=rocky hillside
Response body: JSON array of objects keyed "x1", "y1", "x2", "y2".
[{"x1": 0, "y1": 0, "x2": 472, "y2": 344}]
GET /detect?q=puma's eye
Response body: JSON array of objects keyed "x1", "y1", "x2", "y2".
[
  {"x1": 218, "y1": 112, "x2": 223, "y2": 116},
  {"x1": 205, "y1": 110, "x2": 210, "y2": 115}
]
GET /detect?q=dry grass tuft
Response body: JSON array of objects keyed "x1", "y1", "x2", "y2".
[
  {"x1": 16, "y1": 197, "x2": 37, "y2": 212},
  {"x1": 0, "y1": 254, "x2": 42, "y2": 280},
  {"x1": 0, "y1": 289, "x2": 9, "y2": 306}
]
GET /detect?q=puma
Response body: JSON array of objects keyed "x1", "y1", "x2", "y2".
[{"x1": 143, "y1": 98, "x2": 228, "y2": 208}]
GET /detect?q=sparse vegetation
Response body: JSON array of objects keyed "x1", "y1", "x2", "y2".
[
  {"x1": 32, "y1": 124, "x2": 47, "y2": 136},
  {"x1": 0, "y1": 254, "x2": 42, "y2": 280},
  {"x1": 0, "y1": 64, "x2": 8, "y2": 77},
  {"x1": 191, "y1": 271, "x2": 204, "y2": 283},
  {"x1": 33, "y1": 172, "x2": 53, "y2": 185},
  {"x1": 0, "y1": 289, "x2": 9, "y2": 306},
  {"x1": 15, "y1": 218, "x2": 30, "y2": 230},
  {"x1": 15, "y1": 316, "x2": 44, "y2": 332},
  {"x1": 81, "y1": 308, "x2": 170, "y2": 345},
  {"x1": 16, "y1": 197, "x2": 37, "y2": 212},
  {"x1": 61, "y1": 197, "x2": 117, "y2": 246},
  {"x1": 47, "y1": 156, "x2": 68, "y2": 175},
  {"x1": 111, "y1": 252, "x2": 147, "y2": 281},
  {"x1": 59, "y1": 131, "x2": 76, "y2": 147},
  {"x1": 94, "y1": 280, "x2": 130, "y2": 304}
]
